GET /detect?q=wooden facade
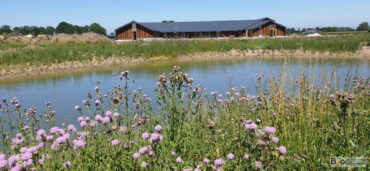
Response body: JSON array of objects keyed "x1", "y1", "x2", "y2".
[{"x1": 116, "y1": 20, "x2": 285, "y2": 40}]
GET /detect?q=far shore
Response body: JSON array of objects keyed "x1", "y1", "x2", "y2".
[{"x1": 0, "y1": 47, "x2": 369, "y2": 81}]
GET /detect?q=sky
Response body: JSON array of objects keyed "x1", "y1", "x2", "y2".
[{"x1": 1, "y1": 0, "x2": 369, "y2": 33}]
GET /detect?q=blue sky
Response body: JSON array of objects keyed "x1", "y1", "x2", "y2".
[{"x1": 1, "y1": 0, "x2": 369, "y2": 33}]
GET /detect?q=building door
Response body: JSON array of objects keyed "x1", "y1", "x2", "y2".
[
  {"x1": 259, "y1": 29, "x2": 262, "y2": 37},
  {"x1": 133, "y1": 32, "x2": 136, "y2": 40}
]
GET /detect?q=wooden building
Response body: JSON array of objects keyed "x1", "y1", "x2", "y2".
[{"x1": 115, "y1": 17, "x2": 286, "y2": 40}]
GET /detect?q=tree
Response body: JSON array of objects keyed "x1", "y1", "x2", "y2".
[
  {"x1": 356, "y1": 22, "x2": 369, "y2": 31},
  {"x1": 45, "y1": 26, "x2": 55, "y2": 35},
  {"x1": 56, "y1": 21, "x2": 74, "y2": 34},
  {"x1": 89, "y1": 23, "x2": 106, "y2": 35},
  {"x1": 81, "y1": 25, "x2": 89, "y2": 33},
  {"x1": 0, "y1": 25, "x2": 12, "y2": 34}
]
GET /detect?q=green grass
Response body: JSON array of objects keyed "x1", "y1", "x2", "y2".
[
  {"x1": 0, "y1": 66, "x2": 369, "y2": 170},
  {"x1": 0, "y1": 33, "x2": 369, "y2": 68}
]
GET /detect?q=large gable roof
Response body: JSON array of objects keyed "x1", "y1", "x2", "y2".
[{"x1": 115, "y1": 18, "x2": 285, "y2": 33}]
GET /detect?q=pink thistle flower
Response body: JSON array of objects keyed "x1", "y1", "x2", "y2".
[
  {"x1": 0, "y1": 160, "x2": 6, "y2": 169},
  {"x1": 150, "y1": 133, "x2": 163, "y2": 143},
  {"x1": 75, "y1": 106, "x2": 81, "y2": 111},
  {"x1": 24, "y1": 125, "x2": 29, "y2": 130},
  {"x1": 112, "y1": 140, "x2": 120, "y2": 146},
  {"x1": 102, "y1": 117, "x2": 110, "y2": 124},
  {"x1": 141, "y1": 132, "x2": 149, "y2": 140},
  {"x1": 176, "y1": 157, "x2": 182, "y2": 163},
  {"x1": 214, "y1": 158, "x2": 225, "y2": 166},
  {"x1": 56, "y1": 137, "x2": 66, "y2": 144},
  {"x1": 105, "y1": 111, "x2": 112, "y2": 117},
  {"x1": 155, "y1": 125, "x2": 162, "y2": 132},
  {"x1": 37, "y1": 129, "x2": 46, "y2": 137},
  {"x1": 80, "y1": 121, "x2": 87, "y2": 127},
  {"x1": 20, "y1": 147, "x2": 28, "y2": 153},
  {"x1": 46, "y1": 135, "x2": 53, "y2": 142},
  {"x1": 84, "y1": 117, "x2": 90, "y2": 122},
  {"x1": 73, "y1": 140, "x2": 87, "y2": 149},
  {"x1": 95, "y1": 115, "x2": 103, "y2": 121},
  {"x1": 38, "y1": 142, "x2": 44, "y2": 148},
  {"x1": 64, "y1": 161, "x2": 71, "y2": 168},
  {"x1": 171, "y1": 151, "x2": 176, "y2": 157},
  {"x1": 244, "y1": 154, "x2": 249, "y2": 160},
  {"x1": 113, "y1": 112, "x2": 119, "y2": 117},
  {"x1": 227, "y1": 153, "x2": 234, "y2": 160},
  {"x1": 194, "y1": 168, "x2": 201, "y2": 171},
  {"x1": 68, "y1": 125, "x2": 76, "y2": 132},
  {"x1": 50, "y1": 127, "x2": 59, "y2": 134},
  {"x1": 0, "y1": 154, "x2": 5, "y2": 160},
  {"x1": 278, "y1": 146, "x2": 287, "y2": 154},
  {"x1": 139, "y1": 146, "x2": 148, "y2": 154},
  {"x1": 264, "y1": 126, "x2": 276, "y2": 134},
  {"x1": 63, "y1": 133, "x2": 70, "y2": 140},
  {"x1": 16, "y1": 133, "x2": 22, "y2": 138},
  {"x1": 22, "y1": 152, "x2": 32, "y2": 161},
  {"x1": 141, "y1": 161, "x2": 147, "y2": 168},
  {"x1": 77, "y1": 117, "x2": 84, "y2": 122},
  {"x1": 271, "y1": 137, "x2": 279, "y2": 143},
  {"x1": 90, "y1": 121, "x2": 97, "y2": 128},
  {"x1": 245, "y1": 123, "x2": 257, "y2": 130},
  {"x1": 133, "y1": 153, "x2": 140, "y2": 159},
  {"x1": 26, "y1": 159, "x2": 33, "y2": 167},
  {"x1": 11, "y1": 166, "x2": 20, "y2": 171},
  {"x1": 38, "y1": 158, "x2": 44, "y2": 165},
  {"x1": 203, "y1": 158, "x2": 210, "y2": 163},
  {"x1": 255, "y1": 161, "x2": 262, "y2": 168}
]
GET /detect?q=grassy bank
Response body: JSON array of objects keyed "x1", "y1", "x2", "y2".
[
  {"x1": 0, "y1": 66, "x2": 368, "y2": 170},
  {"x1": 0, "y1": 33, "x2": 369, "y2": 68}
]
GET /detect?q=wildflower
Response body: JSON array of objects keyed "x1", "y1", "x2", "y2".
[
  {"x1": 63, "y1": 133, "x2": 70, "y2": 140},
  {"x1": 80, "y1": 121, "x2": 87, "y2": 127},
  {"x1": 95, "y1": 100, "x2": 100, "y2": 105},
  {"x1": 207, "y1": 119, "x2": 215, "y2": 127},
  {"x1": 26, "y1": 159, "x2": 33, "y2": 167},
  {"x1": 24, "y1": 126, "x2": 29, "y2": 130},
  {"x1": 244, "y1": 154, "x2": 249, "y2": 160},
  {"x1": 22, "y1": 152, "x2": 32, "y2": 161},
  {"x1": 102, "y1": 117, "x2": 110, "y2": 124},
  {"x1": 264, "y1": 126, "x2": 276, "y2": 134},
  {"x1": 16, "y1": 133, "x2": 22, "y2": 138},
  {"x1": 139, "y1": 146, "x2": 148, "y2": 154},
  {"x1": 330, "y1": 94, "x2": 335, "y2": 99},
  {"x1": 142, "y1": 132, "x2": 149, "y2": 139},
  {"x1": 95, "y1": 115, "x2": 103, "y2": 121},
  {"x1": 214, "y1": 158, "x2": 225, "y2": 166},
  {"x1": 20, "y1": 147, "x2": 28, "y2": 153},
  {"x1": 171, "y1": 151, "x2": 176, "y2": 157},
  {"x1": 271, "y1": 137, "x2": 279, "y2": 143},
  {"x1": 37, "y1": 129, "x2": 46, "y2": 137},
  {"x1": 38, "y1": 142, "x2": 44, "y2": 148},
  {"x1": 38, "y1": 158, "x2": 44, "y2": 165},
  {"x1": 120, "y1": 126, "x2": 127, "y2": 133},
  {"x1": 64, "y1": 161, "x2": 71, "y2": 168},
  {"x1": 203, "y1": 158, "x2": 210, "y2": 164},
  {"x1": 82, "y1": 100, "x2": 90, "y2": 106},
  {"x1": 95, "y1": 87, "x2": 99, "y2": 92},
  {"x1": 141, "y1": 161, "x2": 147, "y2": 168},
  {"x1": 245, "y1": 123, "x2": 257, "y2": 130},
  {"x1": 105, "y1": 111, "x2": 112, "y2": 117},
  {"x1": 0, "y1": 160, "x2": 7, "y2": 169},
  {"x1": 46, "y1": 135, "x2": 53, "y2": 142},
  {"x1": 112, "y1": 140, "x2": 120, "y2": 146},
  {"x1": 28, "y1": 146, "x2": 39, "y2": 154},
  {"x1": 278, "y1": 146, "x2": 287, "y2": 154},
  {"x1": 8, "y1": 155, "x2": 19, "y2": 167},
  {"x1": 133, "y1": 153, "x2": 140, "y2": 159},
  {"x1": 77, "y1": 117, "x2": 84, "y2": 122},
  {"x1": 68, "y1": 125, "x2": 76, "y2": 132},
  {"x1": 227, "y1": 153, "x2": 234, "y2": 160},
  {"x1": 90, "y1": 121, "x2": 97, "y2": 128},
  {"x1": 56, "y1": 137, "x2": 66, "y2": 144},
  {"x1": 113, "y1": 112, "x2": 119, "y2": 117},
  {"x1": 0, "y1": 154, "x2": 5, "y2": 160},
  {"x1": 176, "y1": 157, "x2": 183, "y2": 163},
  {"x1": 255, "y1": 161, "x2": 262, "y2": 168},
  {"x1": 155, "y1": 125, "x2": 162, "y2": 132},
  {"x1": 73, "y1": 140, "x2": 87, "y2": 149},
  {"x1": 75, "y1": 106, "x2": 81, "y2": 111},
  {"x1": 11, "y1": 166, "x2": 20, "y2": 171},
  {"x1": 150, "y1": 133, "x2": 163, "y2": 143},
  {"x1": 194, "y1": 168, "x2": 201, "y2": 171}
]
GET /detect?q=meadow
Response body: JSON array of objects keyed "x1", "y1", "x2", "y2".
[
  {"x1": 0, "y1": 33, "x2": 369, "y2": 69},
  {"x1": 0, "y1": 66, "x2": 368, "y2": 170}
]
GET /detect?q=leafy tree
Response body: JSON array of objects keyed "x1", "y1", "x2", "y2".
[
  {"x1": 73, "y1": 25, "x2": 83, "y2": 34},
  {"x1": 81, "y1": 25, "x2": 89, "y2": 33},
  {"x1": 56, "y1": 21, "x2": 74, "y2": 34},
  {"x1": 45, "y1": 26, "x2": 55, "y2": 35},
  {"x1": 0, "y1": 25, "x2": 12, "y2": 34},
  {"x1": 356, "y1": 22, "x2": 369, "y2": 31},
  {"x1": 89, "y1": 23, "x2": 106, "y2": 35}
]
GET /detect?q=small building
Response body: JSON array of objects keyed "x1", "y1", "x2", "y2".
[{"x1": 115, "y1": 17, "x2": 286, "y2": 40}]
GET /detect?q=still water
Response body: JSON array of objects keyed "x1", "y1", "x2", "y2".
[{"x1": 0, "y1": 58, "x2": 369, "y2": 126}]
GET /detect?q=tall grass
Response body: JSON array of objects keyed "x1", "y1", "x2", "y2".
[
  {"x1": 0, "y1": 66, "x2": 368, "y2": 170},
  {"x1": 0, "y1": 33, "x2": 369, "y2": 67}
]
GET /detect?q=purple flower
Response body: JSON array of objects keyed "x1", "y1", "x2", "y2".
[
  {"x1": 46, "y1": 135, "x2": 53, "y2": 142},
  {"x1": 26, "y1": 159, "x2": 33, "y2": 167},
  {"x1": 113, "y1": 112, "x2": 119, "y2": 117},
  {"x1": 139, "y1": 146, "x2": 148, "y2": 154},
  {"x1": 16, "y1": 133, "x2": 22, "y2": 138},
  {"x1": 330, "y1": 94, "x2": 335, "y2": 99},
  {"x1": 112, "y1": 140, "x2": 120, "y2": 146},
  {"x1": 271, "y1": 137, "x2": 279, "y2": 143},
  {"x1": 227, "y1": 153, "x2": 234, "y2": 160},
  {"x1": 73, "y1": 140, "x2": 87, "y2": 149},
  {"x1": 155, "y1": 125, "x2": 162, "y2": 132},
  {"x1": 141, "y1": 161, "x2": 147, "y2": 168},
  {"x1": 11, "y1": 166, "x2": 20, "y2": 171},
  {"x1": 194, "y1": 168, "x2": 201, "y2": 171},
  {"x1": 95, "y1": 87, "x2": 99, "y2": 92},
  {"x1": 264, "y1": 126, "x2": 276, "y2": 134},
  {"x1": 105, "y1": 111, "x2": 112, "y2": 117},
  {"x1": 245, "y1": 123, "x2": 257, "y2": 130},
  {"x1": 8, "y1": 155, "x2": 19, "y2": 167},
  {"x1": 68, "y1": 125, "x2": 76, "y2": 132},
  {"x1": 203, "y1": 158, "x2": 210, "y2": 164},
  {"x1": 20, "y1": 147, "x2": 28, "y2": 153},
  {"x1": 64, "y1": 161, "x2": 71, "y2": 168},
  {"x1": 255, "y1": 161, "x2": 262, "y2": 168},
  {"x1": 95, "y1": 115, "x2": 103, "y2": 121},
  {"x1": 77, "y1": 117, "x2": 84, "y2": 122},
  {"x1": 102, "y1": 117, "x2": 110, "y2": 124},
  {"x1": 176, "y1": 157, "x2": 182, "y2": 163},
  {"x1": 90, "y1": 121, "x2": 97, "y2": 128},
  {"x1": 37, "y1": 129, "x2": 46, "y2": 137},
  {"x1": 24, "y1": 125, "x2": 29, "y2": 130},
  {"x1": 56, "y1": 137, "x2": 66, "y2": 144},
  {"x1": 278, "y1": 146, "x2": 287, "y2": 154},
  {"x1": 22, "y1": 152, "x2": 32, "y2": 161},
  {"x1": 133, "y1": 153, "x2": 140, "y2": 159},
  {"x1": 244, "y1": 154, "x2": 249, "y2": 160},
  {"x1": 141, "y1": 132, "x2": 149, "y2": 140},
  {"x1": 0, "y1": 160, "x2": 7, "y2": 169},
  {"x1": 38, "y1": 158, "x2": 44, "y2": 165},
  {"x1": 150, "y1": 133, "x2": 163, "y2": 143},
  {"x1": 171, "y1": 151, "x2": 176, "y2": 157},
  {"x1": 214, "y1": 158, "x2": 225, "y2": 166},
  {"x1": 80, "y1": 121, "x2": 87, "y2": 127},
  {"x1": 0, "y1": 154, "x2": 5, "y2": 160},
  {"x1": 75, "y1": 106, "x2": 81, "y2": 111}
]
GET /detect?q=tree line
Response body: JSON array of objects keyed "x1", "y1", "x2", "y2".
[
  {"x1": 0, "y1": 22, "x2": 107, "y2": 36},
  {"x1": 286, "y1": 22, "x2": 369, "y2": 34}
]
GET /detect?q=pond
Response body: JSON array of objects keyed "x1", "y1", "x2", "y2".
[{"x1": 0, "y1": 58, "x2": 369, "y2": 126}]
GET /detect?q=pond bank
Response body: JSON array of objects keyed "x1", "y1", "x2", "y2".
[{"x1": 0, "y1": 47, "x2": 369, "y2": 81}]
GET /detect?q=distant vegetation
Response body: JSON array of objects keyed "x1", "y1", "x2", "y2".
[
  {"x1": 0, "y1": 33, "x2": 368, "y2": 68},
  {"x1": 286, "y1": 21, "x2": 369, "y2": 35},
  {"x1": 0, "y1": 22, "x2": 107, "y2": 36}
]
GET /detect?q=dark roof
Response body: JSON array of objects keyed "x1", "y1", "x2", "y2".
[{"x1": 115, "y1": 18, "x2": 285, "y2": 33}]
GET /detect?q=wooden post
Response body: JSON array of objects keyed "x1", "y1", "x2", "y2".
[{"x1": 245, "y1": 29, "x2": 249, "y2": 37}]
